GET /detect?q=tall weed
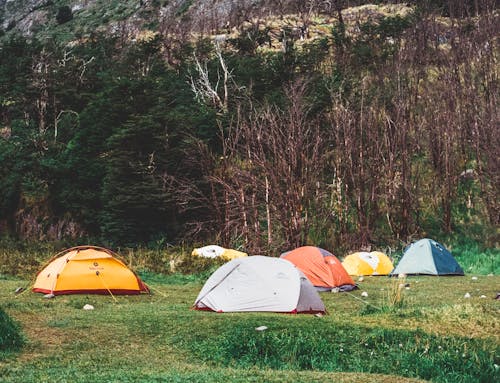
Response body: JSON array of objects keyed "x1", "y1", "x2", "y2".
[{"x1": 451, "y1": 243, "x2": 499, "y2": 275}]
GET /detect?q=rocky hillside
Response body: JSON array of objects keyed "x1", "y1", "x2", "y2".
[
  {"x1": 0, "y1": 0, "x2": 296, "y2": 36},
  {"x1": 0, "y1": 1, "x2": 419, "y2": 64},
  {"x1": 0, "y1": 0, "x2": 411, "y2": 44}
]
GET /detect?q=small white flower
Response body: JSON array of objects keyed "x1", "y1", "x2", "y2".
[
  {"x1": 339, "y1": 348, "x2": 343, "y2": 352},
  {"x1": 399, "y1": 343, "x2": 403, "y2": 348},
  {"x1": 464, "y1": 292, "x2": 471, "y2": 298},
  {"x1": 361, "y1": 291, "x2": 368, "y2": 297}
]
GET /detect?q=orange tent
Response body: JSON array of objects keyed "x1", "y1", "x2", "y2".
[
  {"x1": 280, "y1": 246, "x2": 356, "y2": 291},
  {"x1": 33, "y1": 246, "x2": 149, "y2": 296}
]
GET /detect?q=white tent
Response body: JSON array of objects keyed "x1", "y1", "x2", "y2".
[
  {"x1": 193, "y1": 256, "x2": 326, "y2": 314},
  {"x1": 191, "y1": 245, "x2": 247, "y2": 260},
  {"x1": 192, "y1": 245, "x2": 225, "y2": 258}
]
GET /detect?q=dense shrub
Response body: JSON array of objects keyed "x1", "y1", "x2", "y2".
[
  {"x1": 56, "y1": 6, "x2": 73, "y2": 25},
  {"x1": 0, "y1": 307, "x2": 23, "y2": 353}
]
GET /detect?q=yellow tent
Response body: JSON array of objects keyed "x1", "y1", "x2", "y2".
[
  {"x1": 191, "y1": 245, "x2": 247, "y2": 261},
  {"x1": 33, "y1": 246, "x2": 149, "y2": 295},
  {"x1": 221, "y1": 248, "x2": 248, "y2": 260},
  {"x1": 342, "y1": 251, "x2": 394, "y2": 276}
]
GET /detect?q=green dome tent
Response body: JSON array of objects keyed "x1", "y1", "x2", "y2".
[{"x1": 391, "y1": 238, "x2": 464, "y2": 276}]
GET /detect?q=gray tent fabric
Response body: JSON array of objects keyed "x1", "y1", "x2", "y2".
[
  {"x1": 391, "y1": 238, "x2": 464, "y2": 276},
  {"x1": 194, "y1": 256, "x2": 326, "y2": 314},
  {"x1": 296, "y1": 271, "x2": 327, "y2": 313}
]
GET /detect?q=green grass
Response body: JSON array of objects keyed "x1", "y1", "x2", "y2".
[
  {"x1": 452, "y1": 244, "x2": 499, "y2": 275},
  {"x1": 0, "y1": 306, "x2": 23, "y2": 360},
  {"x1": 193, "y1": 323, "x2": 497, "y2": 382},
  {"x1": 0, "y1": 273, "x2": 498, "y2": 382}
]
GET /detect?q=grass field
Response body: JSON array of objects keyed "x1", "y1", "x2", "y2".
[{"x1": 0, "y1": 270, "x2": 498, "y2": 383}]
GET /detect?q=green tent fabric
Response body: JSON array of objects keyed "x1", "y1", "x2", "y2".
[{"x1": 391, "y1": 238, "x2": 464, "y2": 276}]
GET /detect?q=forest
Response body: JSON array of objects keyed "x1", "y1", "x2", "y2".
[{"x1": 0, "y1": 0, "x2": 498, "y2": 255}]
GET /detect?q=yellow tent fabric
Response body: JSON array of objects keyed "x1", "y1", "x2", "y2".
[
  {"x1": 221, "y1": 249, "x2": 248, "y2": 260},
  {"x1": 191, "y1": 245, "x2": 248, "y2": 261},
  {"x1": 342, "y1": 251, "x2": 394, "y2": 276},
  {"x1": 33, "y1": 246, "x2": 149, "y2": 295}
]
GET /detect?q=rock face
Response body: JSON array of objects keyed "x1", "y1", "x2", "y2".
[
  {"x1": 0, "y1": 0, "x2": 300, "y2": 37},
  {"x1": 1, "y1": 1, "x2": 410, "y2": 43},
  {"x1": 0, "y1": 0, "x2": 52, "y2": 34}
]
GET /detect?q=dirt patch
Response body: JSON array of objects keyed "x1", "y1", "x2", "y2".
[{"x1": 13, "y1": 312, "x2": 78, "y2": 362}]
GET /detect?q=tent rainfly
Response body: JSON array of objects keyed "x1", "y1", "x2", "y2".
[
  {"x1": 391, "y1": 238, "x2": 464, "y2": 276},
  {"x1": 191, "y1": 245, "x2": 248, "y2": 261},
  {"x1": 342, "y1": 251, "x2": 394, "y2": 276},
  {"x1": 280, "y1": 246, "x2": 356, "y2": 292},
  {"x1": 33, "y1": 246, "x2": 149, "y2": 295},
  {"x1": 193, "y1": 256, "x2": 326, "y2": 314}
]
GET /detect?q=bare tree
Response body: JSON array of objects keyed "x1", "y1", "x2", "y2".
[
  {"x1": 189, "y1": 41, "x2": 235, "y2": 114},
  {"x1": 32, "y1": 48, "x2": 52, "y2": 140},
  {"x1": 208, "y1": 80, "x2": 329, "y2": 252}
]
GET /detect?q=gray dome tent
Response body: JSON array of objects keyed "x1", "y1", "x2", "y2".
[
  {"x1": 391, "y1": 238, "x2": 464, "y2": 276},
  {"x1": 193, "y1": 256, "x2": 326, "y2": 314}
]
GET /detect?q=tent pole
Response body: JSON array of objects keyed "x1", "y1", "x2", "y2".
[{"x1": 96, "y1": 272, "x2": 118, "y2": 303}]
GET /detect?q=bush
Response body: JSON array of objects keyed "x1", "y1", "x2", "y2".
[
  {"x1": 56, "y1": 6, "x2": 73, "y2": 25},
  {"x1": 0, "y1": 307, "x2": 23, "y2": 353},
  {"x1": 175, "y1": 253, "x2": 224, "y2": 275},
  {"x1": 0, "y1": 239, "x2": 56, "y2": 278}
]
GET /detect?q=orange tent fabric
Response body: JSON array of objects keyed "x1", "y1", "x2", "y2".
[
  {"x1": 280, "y1": 246, "x2": 356, "y2": 291},
  {"x1": 33, "y1": 246, "x2": 149, "y2": 295}
]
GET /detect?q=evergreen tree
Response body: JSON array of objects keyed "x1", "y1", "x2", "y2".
[{"x1": 100, "y1": 115, "x2": 170, "y2": 245}]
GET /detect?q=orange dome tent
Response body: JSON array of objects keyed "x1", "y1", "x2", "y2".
[
  {"x1": 342, "y1": 251, "x2": 394, "y2": 276},
  {"x1": 33, "y1": 246, "x2": 149, "y2": 296},
  {"x1": 280, "y1": 246, "x2": 356, "y2": 292}
]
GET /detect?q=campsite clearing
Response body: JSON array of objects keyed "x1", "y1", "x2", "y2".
[{"x1": 0, "y1": 273, "x2": 498, "y2": 382}]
